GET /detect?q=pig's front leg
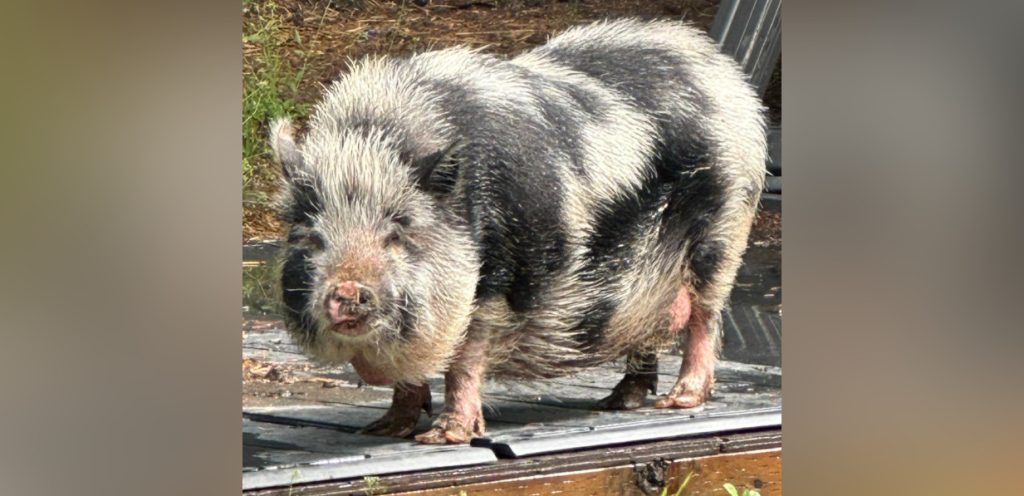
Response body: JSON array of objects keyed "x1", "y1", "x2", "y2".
[
  {"x1": 360, "y1": 382, "x2": 431, "y2": 438},
  {"x1": 350, "y1": 353, "x2": 432, "y2": 438},
  {"x1": 415, "y1": 331, "x2": 488, "y2": 444}
]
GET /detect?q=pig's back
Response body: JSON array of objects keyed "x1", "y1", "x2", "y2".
[
  {"x1": 407, "y1": 47, "x2": 658, "y2": 315},
  {"x1": 401, "y1": 23, "x2": 766, "y2": 375}
]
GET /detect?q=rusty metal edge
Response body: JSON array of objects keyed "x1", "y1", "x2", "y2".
[
  {"x1": 244, "y1": 429, "x2": 782, "y2": 495},
  {"x1": 478, "y1": 408, "x2": 781, "y2": 458}
]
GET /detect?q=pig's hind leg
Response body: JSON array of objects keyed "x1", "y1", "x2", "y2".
[
  {"x1": 656, "y1": 181, "x2": 758, "y2": 409},
  {"x1": 596, "y1": 350, "x2": 658, "y2": 410},
  {"x1": 597, "y1": 285, "x2": 694, "y2": 410},
  {"x1": 360, "y1": 382, "x2": 432, "y2": 438},
  {"x1": 655, "y1": 300, "x2": 718, "y2": 409}
]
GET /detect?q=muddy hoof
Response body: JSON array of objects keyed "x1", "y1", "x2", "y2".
[
  {"x1": 359, "y1": 413, "x2": 422, "y2": 438},
  {"x1": 654, "y1": 387, "x2": 711, "y2": 409},
  {"x1": 360, "y1": 383, "x2": 430, "y2": 438},
  {"x1": 414, "y1": 412, "x2": 484, "y2": 445},
  {"x1": 596, "y1": 375, "x2": 656, "y2": 410}
]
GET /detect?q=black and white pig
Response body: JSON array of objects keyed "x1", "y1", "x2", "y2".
[{"x1": 270, "y1": 19, "x2": 767, "y2": 444}]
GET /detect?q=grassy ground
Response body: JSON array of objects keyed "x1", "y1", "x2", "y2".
[
  {"x1": 242, "y1": 0, "x2": 314, "y2": 238},
  {"x1": 242, "y1": 0, "x2": 778, "y2": 240}
]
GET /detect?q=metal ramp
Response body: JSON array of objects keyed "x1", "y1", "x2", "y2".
[{"x1": 242, "y1": 357, "x2": 781, "y2": 491}]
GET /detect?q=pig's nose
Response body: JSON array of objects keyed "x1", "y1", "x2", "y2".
[{"x1": 328, "y1": 281, "x2": 376, "y2": 307}]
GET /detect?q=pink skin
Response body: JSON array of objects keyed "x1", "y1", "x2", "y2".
[
  {"x1": 325, "y1": 281, "x2": 360, "y2": 323},
  {"x1": 415, "y1": 331, "x2": 488, "y2": 444},
  {"x1": 326, "y1": 280, "x2": 372, "y2": 337},
  {"x1": 350, "y1": 353, "x2": 392, "y2": 386},
  {"x1": 656, "y1": 288, "x2": 716, "y2": 408},
  {"x1": 669, "y1": 285, "x2": 692, "y2": 331},
  {"x1": 325, "y1": 278, "x2": 389, "y2": 385}
]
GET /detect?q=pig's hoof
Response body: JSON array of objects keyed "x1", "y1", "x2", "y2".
[
  {"x1": 360, "y1": 383, "x2": 431, "y2": 438},
  {"x1": 596, "y1": 375, "x2": 656, "y2": 410},
  {"x1": 654, "y1": 383, "x2": 712, "y2": 409},
  {"x1": 414, "y1": 412, "x2": 484, "y2": 444},
  {"x1": 654, "y1": 392, "x2": 706, "y2": 409},
  {"x1": 359, "y1": 413, "x2": 421, "y2": 438},
  {"x1": 656, "y1": 372, "x2": 713, "y2": 409}
]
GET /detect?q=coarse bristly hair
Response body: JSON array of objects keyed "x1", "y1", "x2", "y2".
[
  {"x1": 270, "y1": 18, "x2": 767, "y2": 383},
  {"x1": 270, "y1": 115, "x2": 480, "y2": 384}
]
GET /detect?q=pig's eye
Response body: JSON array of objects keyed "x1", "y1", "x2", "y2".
[
  {"x1": 384, "y1": 231, "x2": 402, "y2": 248},
  {"x1": 391, "y1": 213, "x2": 411, "y2": 228},
  {"x1": 306, "y1": 234, "x2": 325, "y2": 251},
  {"x1": 288, "y1": 231, "x2": 324, "y2": 251}
]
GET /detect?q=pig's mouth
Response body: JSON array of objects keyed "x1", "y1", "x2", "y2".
[
  {"x1": 330, "y1": 313, "x2": 371, "y2": 336},
  {"x1": 327, "y1": 305, "x2": 374, "y2": 337}
]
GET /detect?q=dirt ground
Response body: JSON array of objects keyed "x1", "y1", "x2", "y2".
[
  {"x1": 242, "y1": 0, "x2": 781, "y2": 240},
  {"x1": 751, "y1": 208, "x2": 781, "y2": 247},
  {"x1": 242, "y1": 355, "x2": 391, "y2": 408},
  {"x1": 250, "y1": 0, "x2": 723, "y2": 104},
  {"x1": 242, "y1": 318, "x2": 393, "y2": 408}
]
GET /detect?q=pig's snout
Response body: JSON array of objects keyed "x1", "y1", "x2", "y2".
[
  {"x1": 325, "y1": 281, "x2": 377, "y2": 331},
  {"x1": 330, "y1": 281, "x2": 375, "y2": 306}
]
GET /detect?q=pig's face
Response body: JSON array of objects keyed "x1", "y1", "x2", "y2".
[
  {"x1": 283, "y1": 190, "x2": 426, "y2": 341},
  {"x1": 270, "y1": 119, "x2": 478, "y2": 372}
]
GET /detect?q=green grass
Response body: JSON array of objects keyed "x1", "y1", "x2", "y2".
[
  {"x1": 723, "y1": 482, "x2": 761, "y2": 496},
  {"x1": 243, "y1": 0, "x2": 310, "y2": 207},
  {"x1": 362, "y1": 475, "x2": 385, "y2": 495},
  {"x1": 660, "y1": 471, "x2": 695, "y2": 496},
  {"x1": 243, "y1": 259, "x2": 281, "y2": 316},
  {"x1": 285, "y1": 468, "x2": 302, "y2": 496},
  {"x1": 654, "y1": 472, "x2": 762, "y2": 496}
]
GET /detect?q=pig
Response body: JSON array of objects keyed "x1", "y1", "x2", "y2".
[{"x1": 270, "y1": 19, "x2": 767, "y2": 444}]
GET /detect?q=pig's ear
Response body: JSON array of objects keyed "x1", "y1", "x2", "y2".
[
  {"x1": 411, "y1": 141, "x2": 461, "y2": 194},
  {"x1": 270, "y1": 117, "x2": 304, "y2": 181}
]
